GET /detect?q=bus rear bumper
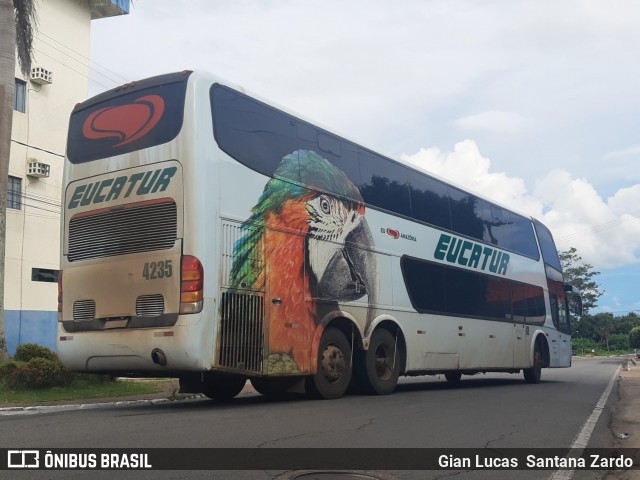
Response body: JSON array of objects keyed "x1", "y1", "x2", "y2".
[{"x1": 56, "y1": 314, "x2": 214, "y2": 375}]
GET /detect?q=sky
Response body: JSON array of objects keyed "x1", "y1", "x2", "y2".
[{"x1": 88, "y1": 0, "x2": 640, "y2": 315}]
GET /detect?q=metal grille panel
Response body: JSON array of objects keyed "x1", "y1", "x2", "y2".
[
  {"x1": 68, "y1": 201, "x2": 177, "y2": 261},
  {"x1": 73, "y1": 300, "x2": 96, "y2": 321},
  {"x1": 220, "y1": 222, "x2": 264, "y2": 291},
  {"x1": 219, "y1": 291, "x2": 264, "y2": 373},
  {"x1": 136, "y1": 294, "x2": 164, "y2": 317}
]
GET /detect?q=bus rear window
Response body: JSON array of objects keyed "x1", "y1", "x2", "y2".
[{"x1": 67, "y1": 72, "x2": 191, "y2": 163}]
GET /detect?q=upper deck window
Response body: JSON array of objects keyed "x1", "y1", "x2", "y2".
[{"x1": 211, "y1": 84, "x2": 540, "y2": 261}]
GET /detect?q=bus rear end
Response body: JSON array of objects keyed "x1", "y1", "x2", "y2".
[{"x1": 57, "y1": 71, "x2": 212, "y2": 376}]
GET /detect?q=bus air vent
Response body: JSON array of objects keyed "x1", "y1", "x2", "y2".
[
  {"x1": 219, "y1": 290, "x2": 264, "y2": 374},
  {"x1": 73, "y1": 300, "x2": 96, "y2": 321},
  {"x1": 68, "y1": 201, "x2": 177, "y2": 262},
  {"x1": 136, "y1": 294, "x2": 165, "y2": 317}
]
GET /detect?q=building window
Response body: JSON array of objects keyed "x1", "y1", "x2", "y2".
[
  {"x1": 14, "y1": 79, "x2": 26, "y2": 112},
  {"x1": 32, "y1": 268, "x2": 60, "y2": 283},
  {"x1": 7, "y1": 176, "x2": 22, "y2": 210}
]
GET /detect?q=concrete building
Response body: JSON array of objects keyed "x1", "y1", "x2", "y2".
[{"x1": 6, "y1": 0, "x2": 130, "y2": 355}]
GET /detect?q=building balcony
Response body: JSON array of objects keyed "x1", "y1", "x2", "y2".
[{"x1": 90, "y1": 0, "x2": 130, "y2": 20}]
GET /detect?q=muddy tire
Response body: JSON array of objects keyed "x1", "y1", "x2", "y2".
[
  {"x1": 202, "y1": 374, "x2": 246, "y2": 401},
  {"x1": 306, "y1": 327, "x2": 352, "y2": 400},
  {"x1": 359, "y1": 329, "x2": 400, "y2": 395},
  {"x1": 445, "y1": 372, "x2": 462, "y2": 384},
  {"x1": 250, "y1": 377, "x2": 299, "y2": 398},
  {"x1": 524, "y1": 347, "x2": 543, "y2": 384}
]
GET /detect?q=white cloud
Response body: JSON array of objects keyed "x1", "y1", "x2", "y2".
[
  {"x1": 401, "y1": 140, "x2": 543, "y2": 217},
  {"x1": 90, "y1": 1, "x2": 640, "y2": 184},
  {"x1": 454, "y1": 111, "x2": 528, "y2": 133},
  {"x1": 402, "y1": 140, "x2": 640, "y2": 270},
  {"x1": 604, "y1": 145, "x2": 640, "y2": 159}
]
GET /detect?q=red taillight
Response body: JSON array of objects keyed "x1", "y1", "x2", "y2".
[
  {"x1": 57, "y1": 270, "x2": 63, "y2": 314},
  {"x1": 180, "y1": 256, "x2": 203, "y2": 311}
]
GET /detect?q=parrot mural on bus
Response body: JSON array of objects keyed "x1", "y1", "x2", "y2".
[{"x1": 229, "y1": 150, "x2": 377, "y2": 374}]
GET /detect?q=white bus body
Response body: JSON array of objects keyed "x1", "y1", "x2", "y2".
[{"x1": 58, "y1": 71, "x2": 580, "y2": 399}]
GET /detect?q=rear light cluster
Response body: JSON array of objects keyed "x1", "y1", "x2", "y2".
[{"x1": 180, "y1": 255, "x2": 203, "y2": 314}]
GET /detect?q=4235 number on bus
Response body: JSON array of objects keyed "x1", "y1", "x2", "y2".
[{"x1": 142, "y1": 260, "x2": 173, "y2": 280}]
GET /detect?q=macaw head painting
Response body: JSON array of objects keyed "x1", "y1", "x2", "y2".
[{"x1": 230, "y1": 150, "x2": 377, "y2": 374}]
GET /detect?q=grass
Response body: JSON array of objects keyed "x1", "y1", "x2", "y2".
[{"x1": 0, "y1": 376, "x2": 168, "y2": 406}]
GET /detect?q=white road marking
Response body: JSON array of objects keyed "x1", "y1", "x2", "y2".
[{"x1": 548, "y1": 364, "x2": 621, "y2": 480}]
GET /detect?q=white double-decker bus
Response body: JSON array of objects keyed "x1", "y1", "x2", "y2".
[{"x1": 58, "y1": 70, "x2": 581, "y2": 400}]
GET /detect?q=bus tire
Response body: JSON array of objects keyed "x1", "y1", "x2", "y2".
[
  {"x1": 445, "y1": 372, "x2": 462, "y2": 384},
  {"x1": 360, "y1": 329, "x2": 400, "y2": 395},
  {"x1": 523, "y1": 347, "x2": 543, "y2": 384},
  {"x1": 202, "y1": 374, "x2": 246, "y2": 401},
  {"x1": 250, "y1": 377, "x2": 272, "y2": 396},
  {"x1": 306, "y1": 327, "x2": 352, "y2": 400},
  {"x1": 250, "y1": 377, "x2": 299, "y2": 398}
]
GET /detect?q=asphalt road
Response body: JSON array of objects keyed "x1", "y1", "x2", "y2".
[{"x1": 0, "y1": 357, "x2": 624, "y2": 480}]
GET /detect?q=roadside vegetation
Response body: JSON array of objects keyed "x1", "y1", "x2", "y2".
[
  {"x1": 0, "y1": 344, "x2": 165, "y2": 406},
  {"x1": 560, "y1": 248, "x2": 640, "y2": 357},
  {"x1": 571, "y1": 312, "x2": 640, "y2": 357}
]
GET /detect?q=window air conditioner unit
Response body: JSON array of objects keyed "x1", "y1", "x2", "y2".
[
  {"x1": 30, "y1": 67, "x2": 53, "y2": 85},
  {"x1": 27, "y1": 160, "x2": 50, "y2": 178}
]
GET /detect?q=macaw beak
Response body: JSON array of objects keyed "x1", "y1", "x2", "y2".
[{"x1": 315, "y1": 219, "x2": 378, "y2": 327}]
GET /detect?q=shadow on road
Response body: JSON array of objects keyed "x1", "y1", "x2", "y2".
[{"x1": 109, "y1": 372, "x2": 565, "y2": 416}]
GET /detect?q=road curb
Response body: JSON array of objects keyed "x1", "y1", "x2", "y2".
[
  {"x1": 0, "y1": 394, "x2": 206, "y2": 416},
  {"x1": 0, "y1": 381, "x2": 258, "y2": 416}
]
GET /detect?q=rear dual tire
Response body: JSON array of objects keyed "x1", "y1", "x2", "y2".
[
  {"x1": 202, "y1": 374, "x2": 246, "y2": 401},
  {"x1": 306, "y1": 327, "x2": 353, "y2": 400},
  {"x1": 357, "y1": 329, "x2": 400, "y2": 395}
]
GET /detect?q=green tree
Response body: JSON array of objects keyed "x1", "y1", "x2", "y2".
[
  {"x1": 0, "y1": 0, "x2": 37, "y2": 360},
  {"x1": 559, "y1": 247, "x2": 603, "y2": 315},
  {"x1": 592, "y1": 312, "x2": 615, "y2": 350},
  {"x1": 572, "y1": 313, "x2": 595, "y2": 340},
  {"x1": 608, "y1": 333, "x2": 630, "y2": 351},
  {"x1": 629, "y1": 326, "x2": 640, "y2": 350},
  {"x1": 571, "y1": 337, "x2": 597, "y2": 355},
  {"x1": 616, "y1": 312, "x2": 640, "y2": 335}
]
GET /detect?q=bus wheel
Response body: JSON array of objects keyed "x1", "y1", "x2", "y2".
[
  {"x1": 360, "y1": 329, "x2": 400, "y2": 395},
  {"x1": 202, "y1": 374, "x2": 246, "y2": 401},
  {"x1": 445, "y1": 372, "x2": 462, "y2": 384},
  {"x1": 523, "y1": 348, "x2": 543, "y2": 384},
  {"x1": 250, "y1": 377, "x2": 271, "y2": 396},
  {"x1": 306, "y1": 327, "x2": 352, "y2": 400},
  {"x1": 250, "y1": 377, "x2": 299, "y2": 398}
]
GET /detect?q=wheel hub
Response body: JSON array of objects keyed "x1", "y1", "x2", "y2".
[
  {"x1": 375, "y1": 346, "x2": 392, "y2": 380},
  {"x1": 322, "y1": 345, "x2": 346, "y2": 383}
]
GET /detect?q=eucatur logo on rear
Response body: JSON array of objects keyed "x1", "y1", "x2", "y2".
[
  {"x1": 82, "y1": 95, "x2": 165, "y2": 147},
  {"x1": 67, "y1": 167, "x2": 177, "y2": 209}
]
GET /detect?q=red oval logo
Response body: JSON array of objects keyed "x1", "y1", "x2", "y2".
[
  {"x1": 82, "y1": 95, "x2": 165, "y2": 147},
  {"x1": 386, "y1": 228, "x2": 400, "y2": 239}
]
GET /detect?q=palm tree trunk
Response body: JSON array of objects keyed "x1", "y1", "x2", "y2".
[{"x1": 0, "y1": 0, "x2": 17, "y2": 360}]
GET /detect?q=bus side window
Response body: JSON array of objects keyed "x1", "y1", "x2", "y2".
[
  {"x1": 448, "y1": 187, "x2": 485, "y2": 242},
  {"x1": 407, "y1": 170, "x2": 451, "y2": 230},
  {"x1": 358, "y1": 151, "x2": 411, "y2": 217},
  {"x1": 549, "y1": 292, "x2": 559, "y2": 330},
  {"x1": 557, "y1": 294, "x2": 570, "y2": 334}
]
